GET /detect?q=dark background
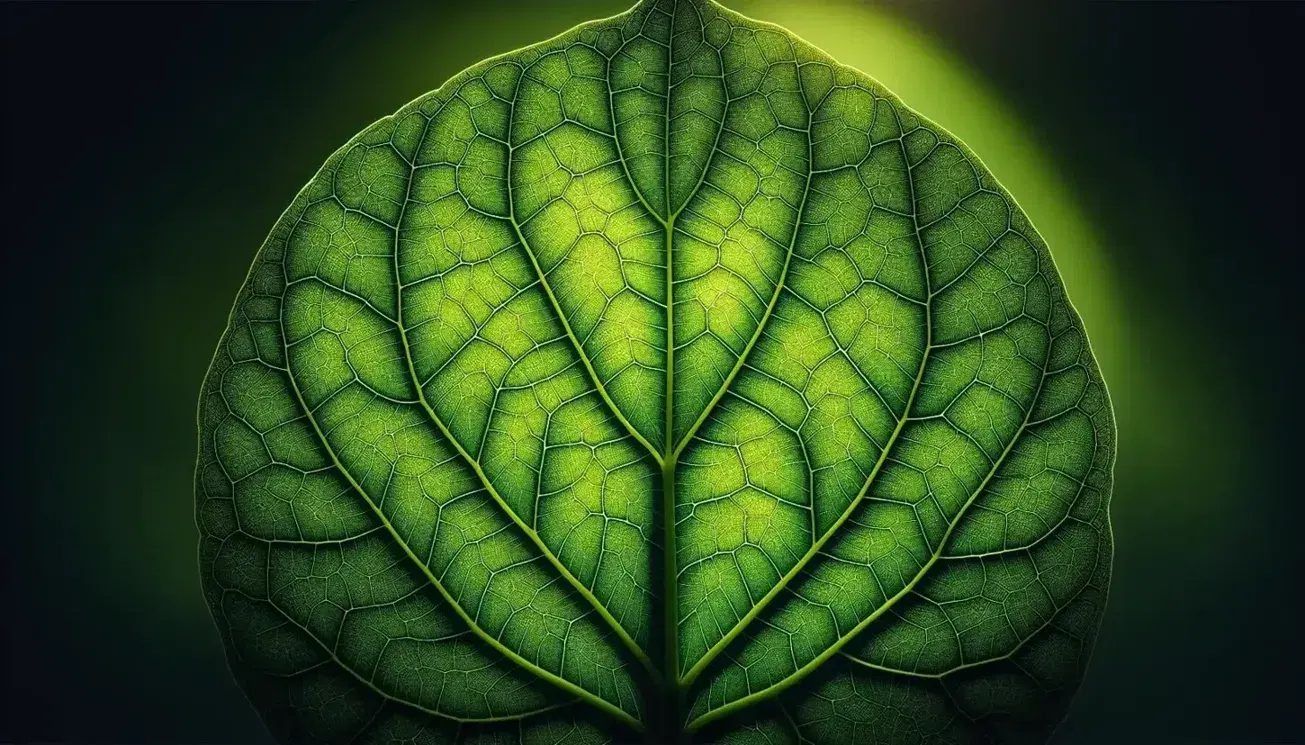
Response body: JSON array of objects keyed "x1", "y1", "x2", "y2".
[{"x1": 3, "y1": 1, "x2": 1301, "y2": 743}]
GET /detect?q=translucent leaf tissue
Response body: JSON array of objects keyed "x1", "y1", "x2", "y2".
[{"x1": 196, "y1": 1, "x2": 1115, "y2": 742}]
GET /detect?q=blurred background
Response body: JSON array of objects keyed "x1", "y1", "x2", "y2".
[{"x1": 3, "y1": 1, "x2": 1300, "y2": 743}]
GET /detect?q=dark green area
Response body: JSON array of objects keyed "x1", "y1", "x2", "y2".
[{"x1": 3, "y1": 1, "x2": 1300, "y2": 744}]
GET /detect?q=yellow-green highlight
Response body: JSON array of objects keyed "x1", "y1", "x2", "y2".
[
  {"x1": 730, "y1": 0, "x2": 1244, "y2": 520},
  {"x1": 732, "y1": 0, "x2": 1124, "y2": 381}
]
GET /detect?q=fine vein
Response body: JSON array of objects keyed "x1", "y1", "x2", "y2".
[
  {"x1": 275, "y1": 295, "x2": 643, "y2": 733},
  {"x1": 391, "y1": 109, "x2": 660, "y2": 683}
]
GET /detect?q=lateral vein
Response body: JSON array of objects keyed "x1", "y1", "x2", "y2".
[
  {"x1": 391, "y1": 110, "x2": 661, "y2": 683},
  {"x1": 277, "y1": 289, "x2": 643, "y2": 733}
]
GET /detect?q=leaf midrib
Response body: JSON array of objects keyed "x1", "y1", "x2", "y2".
[{"x1": 502, "y1": 0, "x2": 840, "y2": 708}]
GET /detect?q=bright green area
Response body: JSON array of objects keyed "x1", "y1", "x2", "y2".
[{"x1": 197, "y1": 0, "x2": 1113, "y2": 742}]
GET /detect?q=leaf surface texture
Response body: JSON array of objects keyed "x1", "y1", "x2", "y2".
[{"x1": 196, "y1": 1, "x2": 1115, "y2": 742}]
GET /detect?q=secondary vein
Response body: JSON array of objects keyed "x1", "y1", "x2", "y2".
[
  {"x1": 685, "y1": 350, "x2": 1052, "y2": 732},
  {"x1": 275, "y1": 275, "x2": 642, "y2": 732},
  {"x1": 392, "y1": 110, "x2": 660, "y2": 683}
]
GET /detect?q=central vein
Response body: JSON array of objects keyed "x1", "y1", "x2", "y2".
[
  {"x1": 663, "y1": 213, "x2": 678, "y2": 687},
  {"x1": 662, "y1": 1, "x2": 681, "y2": 716}
]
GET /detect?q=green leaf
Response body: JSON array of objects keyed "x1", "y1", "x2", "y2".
[{"x1": 195, "y1": 0, "x2": 1114, "y2": 742}]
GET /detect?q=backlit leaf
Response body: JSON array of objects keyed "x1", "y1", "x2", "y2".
[{"x1": 196, "y1": 1, "x2": 1114, "y2": 742}]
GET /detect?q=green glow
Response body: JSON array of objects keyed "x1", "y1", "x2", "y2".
[
  {"x1": 732, "y1": 0, "x2": 1125, "y2": 376},
  {"x1": 727, "y1": 2, "x2": 1245, "y2": 520}
]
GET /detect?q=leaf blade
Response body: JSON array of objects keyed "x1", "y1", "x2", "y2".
[{"x1": 198, "y1": 2, "x2": 1114, "y2": 743}]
